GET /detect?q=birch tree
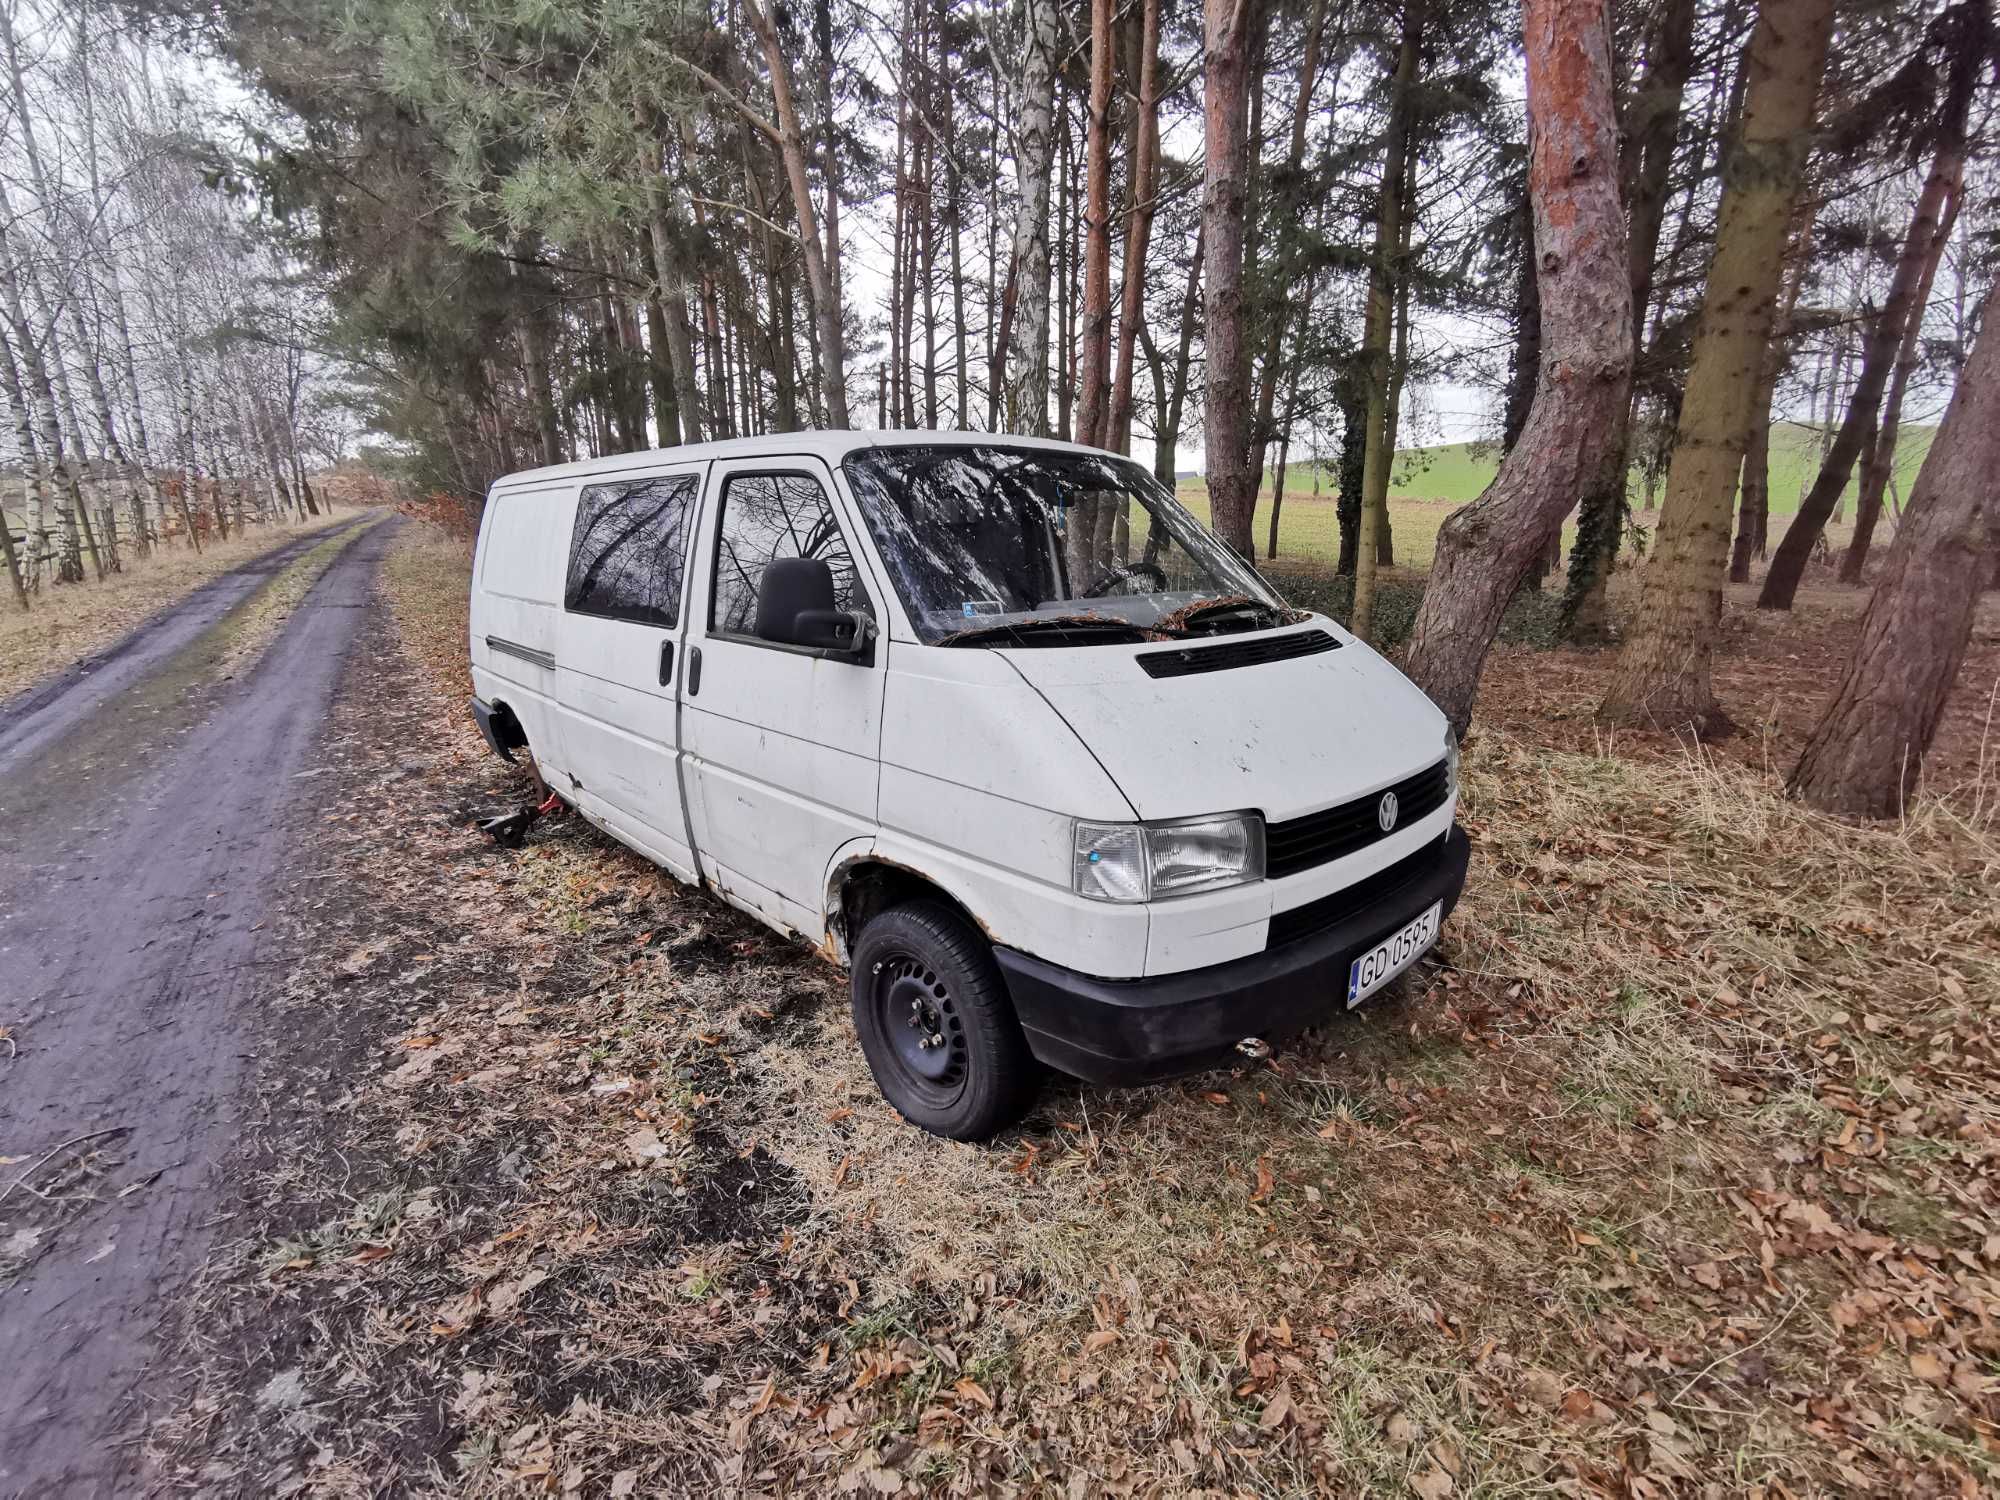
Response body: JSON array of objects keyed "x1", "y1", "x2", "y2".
[{"x1": 998, "y1": 0, "x2": 1059, "y2": 436}]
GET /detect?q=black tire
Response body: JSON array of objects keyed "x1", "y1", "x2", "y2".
[{"x1": 850, "y1": 901, "x2": 1038, "y2": 1141}]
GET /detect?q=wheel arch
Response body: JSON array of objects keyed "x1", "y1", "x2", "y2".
[
  {"x1": 822, "y1": 848, "x2": 995, "y2": 968},
  {"x1": 485, "y1": 697, "x2": 530, "y2": 752}
]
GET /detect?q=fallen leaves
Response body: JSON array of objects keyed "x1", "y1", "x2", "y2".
[{"x1": 1250, "y1": 1155, "x2": 1276, "y2": 1204}]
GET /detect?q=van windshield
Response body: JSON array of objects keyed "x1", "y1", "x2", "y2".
[{"x1": 841, "y1": 444, "x2": 1290, "y2": 646}]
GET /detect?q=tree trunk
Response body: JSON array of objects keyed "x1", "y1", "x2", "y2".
[
  {"x1": 815, "y1": 0, "x2": 844, "y2": 425},
  {"x1": 518, "y1": 301, "x2": 562, "y2": 467},
  {"x1": 0, "y1": 234, "x2": 92, "y2": 584},
  {"x1": 744, "y1": 0, "x2": 849, "y2": 428},
  {"x1": 1160, "y1": 226, "x2": 1204, "y2": 485},
  {"x1": 1841, "y1": 166, "x2": 1960, "y2": 585},
  {"x1": 0, "y1": 478, "x2": 23, "y2": 609},
  {"x1": 1073, "y1": 0, "x2": 1116, "y2": 450},
  {"x1": 1249, "y1": 0, "x2": 1324, "y2": 503},
  {"x1": 1403, "y1": 0, "x2": 1633, "y2": 736},
  {"x1": 1351, "y1": 0, "x2": 1421, "y2": 640},
  {"x1": 941, "y1": 0, "x2": 968, "y2": 430},
  {"x1": 1267, "y1": 349, "x2": 1304, "y2": 559},
  {"x1": 1788, "y1": 282, "x2": 1999, "y2": 816},
  {"x1": 1597, "y1": 0, "x2": 1835, "y2": 730},
  {"x1": 1201, "y1": 0, "x2": 1258, "y2": 557},
  {"x1": 1375, "y1": 214, "x2": 1413, "y2": 569},
  {"x1": 0, "y1": 322, "x2": 44, "y2": 592},
  {"x1": 1728, "y1": 202, "x2": 1816, "y2": 582},
  {"x1": 1335, "y1": 375, "x2": 1364, "y2": 574},
  {"x1": 1761, "y1": 130, "x2": 1967, "y2": 609},
  {"x1": 644, "y1": 149, "x2": 704, "y2": 445},
  {"x1": 1561, "y1": 0, "x2": 1696, "y2": 636},
  {"x1": 998, "y1": 0, "x2": 1059, "y2": 436},
  {"x1": 1140, "y1": 324, "x2": 1169, "y2": 476},
  {"x1": 1106, "y1": 0, "x2": 1162, "y2": 456},
  {"x1": 1056, "y1": 131, "x2": 1075, "y2": 441}
]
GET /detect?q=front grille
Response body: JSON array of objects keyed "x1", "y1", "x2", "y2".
[
  {"x1": 1266, "y1": 836, "x2": 1449, "y2": 950},
  {"x1": 1136, "y1": 628, "x2": 1338, "y2": 679},
  {"x1": 1265, "y1": 759, "x2": 1451, "y2": 879}
]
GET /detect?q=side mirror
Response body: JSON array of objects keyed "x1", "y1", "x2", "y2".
[{"x1": 755, "y1": 556, "x2": 868, "y2": 654}]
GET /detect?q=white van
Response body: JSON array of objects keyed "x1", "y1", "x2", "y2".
[{"x1": 469, "y1": 432, "x2": 1467, "y2": 1139}]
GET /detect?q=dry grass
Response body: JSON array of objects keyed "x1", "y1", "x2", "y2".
[
  {"x1": 152, "y1": 521, "x2": 2000, "y2": 1497},
  {"x1": 381, "y1": 524, "x2": 476, "y2": 702},
  {"x1": 0, "y1": 508, "x2": 355, "y2": 701}
]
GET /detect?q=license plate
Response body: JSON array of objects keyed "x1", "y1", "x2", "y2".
[{"x1": 1347, "y1": 902, "x2": 1441, "y2": 1008}]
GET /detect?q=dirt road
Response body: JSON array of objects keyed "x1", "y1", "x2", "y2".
[{"x1": 0, "y1": 516, "x2": 397, "y2": 1496}]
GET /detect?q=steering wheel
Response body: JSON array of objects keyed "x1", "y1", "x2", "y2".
[{"x1": 1079, "y1": 560, "x2": 1168, "y2": 598}]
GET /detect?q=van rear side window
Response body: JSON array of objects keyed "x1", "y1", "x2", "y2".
[
  {"x1": 480, "y1": 489, "x2": 562, "y2": 599},
  {"x1": 565, "y1": 474, "x2": 697, "y2": 627}
]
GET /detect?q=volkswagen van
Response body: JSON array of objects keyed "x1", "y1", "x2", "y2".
[{"x1": 469, "y1": 431, "x2": 1468, "y2": 1139}]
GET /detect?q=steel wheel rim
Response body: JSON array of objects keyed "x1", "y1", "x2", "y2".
[{"x1": 872, "y1": 952, "x2": 968, "y2": 1104}]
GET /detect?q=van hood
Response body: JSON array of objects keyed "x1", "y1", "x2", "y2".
[{"x1": 998, "y1": 623, "x2": 1448, "y2": 822}]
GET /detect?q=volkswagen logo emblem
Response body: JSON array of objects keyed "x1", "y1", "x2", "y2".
[{"x1": 1377, "y1": 791, "x2": 1399, "y2": 832}]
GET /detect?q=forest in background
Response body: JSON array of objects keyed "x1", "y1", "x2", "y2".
[{"x1": 0, "y1": 0, "x2": 1995, "y2": 816}]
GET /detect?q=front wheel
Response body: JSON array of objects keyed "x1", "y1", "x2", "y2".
[{"x1": 850, "y1": 902, "x2": 1037, "y2": 1141}]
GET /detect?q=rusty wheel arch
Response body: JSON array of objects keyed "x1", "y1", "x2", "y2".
[{"x1": 822, "y1": 854, "x2": 994, "y2": 968}]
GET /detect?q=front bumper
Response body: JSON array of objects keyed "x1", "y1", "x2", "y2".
[{"x1": 996, "y1": 825, "x2": 1471, "y2": 1084}]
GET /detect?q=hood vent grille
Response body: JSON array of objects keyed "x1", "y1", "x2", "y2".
[
  {"x1": 1265, "y1": 759, "x2": 1452, "y2": 879},
  {"x1": 1137, "y1": 628, "x2": 1338, "y2": 679}
]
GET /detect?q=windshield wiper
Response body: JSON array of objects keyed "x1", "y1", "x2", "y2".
[
  {"x1": 938, "y1": 615, "x2": 1154, "y2": 648},
  {"x1": 1150, "y1": 596, "x2": 1286, "y2": 637}
]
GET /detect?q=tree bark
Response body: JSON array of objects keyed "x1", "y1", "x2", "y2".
[
  {"x1": 644, "y1": 145, "x2": 703, "y2": 445},
  {"x1": 1335, "y1": 374, "x2": 1364, "y2": 574},
  {"x1": 1561, "y1": 0, "x2": 1696, "y2": 636},
  {"x1": 1403, "y1": 0, "x2": 1633, "y2": 737},
  {"x1": 1788, "y1": 282, "x2": 1998, "y2": 817},
  {"x1": 1840, "y1": 166, "x2": 1960, "y2": 585},
  {"x1": 999, "y1": 0, "x2": 1059, "y2": 436},
  {"x1": 1201, "y1": 0, "x2": 1258, "y2": 557},
  {"x1": 1056, "y1": 129, "x2": 1075, "y2": 441},
  {"x1": 1351, "y1": 0, "x2": 1421, "y2": 639},
  {"x1": 1760, "y1": 139, "x2": 1961, "y2": 609},
  {"x1": 1160, "y1": 226, "x2": 1204, "y2": 485},
  {"x1": 1729, "y1": 202, "x2": 1816, "y2": 582},
  {"x1": 941, "y1": 0, "x2": 968, "y2": 430},
  {"x1": 0, "y1": 321, "x2": 45, "y2": 590},
  {"x1": 1249, "y1": 0, "x2": 1324, "y2": 502},
  {"x1": 1074, "y1": 0, "x2": 1116, "y2": 450},
  {"x1": 1106, "y1": 0, "x2": 1162, "y2": 456},
  {"x1": 815, "y1": 0, "x2": 845, "y2": 422},
  {"x1": 1267, "y1": 342, "x2": 1305, "y2": 559},
  {"x1": 744, "y1": 0, "x2": 849, "y2": 428},
  {"x1": 1597, "y1": 0, "x2": 1834, "y2": 730},
  {"x1": 0, "y1": 231, "x2": 92, "y2": 584}
]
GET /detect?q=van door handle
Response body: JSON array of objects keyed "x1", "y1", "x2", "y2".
[
  {"x1": 658, "y1": 641, "x2": 674, "y2": 686},
  {"x1": 686, "y1": 646, "x2": 702, "y2": 696}
]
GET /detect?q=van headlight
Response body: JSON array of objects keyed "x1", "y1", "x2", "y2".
[
  {"x1": 1444, "y1": 726, "x2": 1460, "y2": 798},
  {"x1": 1072, "y1": 813, "x2": 1265, "y2": 902}
]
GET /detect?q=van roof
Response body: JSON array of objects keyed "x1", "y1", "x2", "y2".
[{"x1": 488, "y1": 429, "x2": 1122, "y2": 492}]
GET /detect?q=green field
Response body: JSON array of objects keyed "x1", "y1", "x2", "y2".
[{"x1": 1175, "y1": 420, "x2": 1935, "y2": 570}]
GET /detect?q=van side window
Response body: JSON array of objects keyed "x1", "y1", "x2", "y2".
[
  {"x1": 710, "y1": 473, "x2": 870, "y2": 636},
  {"x1": 564, "y1": 474, "x2": 697, "y2": 626}
]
